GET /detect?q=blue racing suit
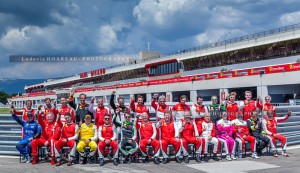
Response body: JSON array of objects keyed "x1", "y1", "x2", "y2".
[{"x1": 12, "y1": 114, "x2": 41, "y2": 156}]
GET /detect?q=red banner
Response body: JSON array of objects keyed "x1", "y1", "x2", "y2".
[
  {"x1": 220, "y1": 71, "x2": 233, "y2": 78},
  {"x1": 234, "y1": 69, "x2": 250, "y2": 77}
]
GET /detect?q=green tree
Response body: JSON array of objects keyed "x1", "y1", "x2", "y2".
[{"x1": 0, "y1": 91, "x2": 10, "y2": 104}]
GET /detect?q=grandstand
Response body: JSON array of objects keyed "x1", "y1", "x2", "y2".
[{"x1": 2, "y1": 23, "x2": 300, "y2": 157}]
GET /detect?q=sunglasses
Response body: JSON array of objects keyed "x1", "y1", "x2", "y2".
[
  {"x1": 125, "y1": 116, "x2": 130, "y2": 118},
  {"x1": 104, "y1": 118, "x2": 110, "y2": 120},
  {"x1": 159, "y1": 101, "x2": 165, "y2": 102}
]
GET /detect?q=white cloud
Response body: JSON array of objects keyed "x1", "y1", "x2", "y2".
[
  {"x1": 210, "y1": 6, "x2": 244, "y2": 26},
  {"x1": 0, "y1": 26, "x2": 37, "y2": 50},
  {"x1": 194, "y1": 33, "x2": 209, "y2": 45},
  {"x1": 97, "y1": 21, "x2": 131, "y2": 52},
  {"x1": 280, "y1": 11, "x2": 300, "y2": 25},
  {"x1": 133, "y1": 0, "x2": 192, "y2": 26},
  {"x1": 98, "y1": 25, "x2": 119, "y2": 52}
]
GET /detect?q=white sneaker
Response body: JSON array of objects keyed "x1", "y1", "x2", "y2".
[
  {"x1": 231, "y1": 154, "x2": 237, "y2": 160},
  {"x1": 237, "y1": 150, "x2": 243, "y2": 158},
  {"x1": 281, "y1": 151, "x2": 289, "y2": 157},
  {"x1": 251, "y1": 153, "x2": 260, "y2": 159},
  {"x1": 26, "y1": 156, "x2": 31, "y2": 163},
  {"x1": 226, "y1": 155, "x2": 232, "y2": 161},
  {"x1": 21, "y1": 155, "x2": 27, "y2": 163}
]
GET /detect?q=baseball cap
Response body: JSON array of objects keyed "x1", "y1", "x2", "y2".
[
  {"x1": 211, "y1": 96, "x2": 218, "y2": 100},
  {"x1": 85, "y1": 114, "x2": 92, "y2": 119}
]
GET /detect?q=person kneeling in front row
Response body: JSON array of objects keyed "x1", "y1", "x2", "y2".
[
  {"x1": 197, "y1": 113, "x2": 220, "y2": 162},
  {"x1": 113, "y1": 109, "x2": 138, "y2": 163},
  {"x1": 76, "y1": 114, "x2": 98, "y2": 164},
  {"x1": 98, "y1": 114, "x2": 119, "y2": 166}
]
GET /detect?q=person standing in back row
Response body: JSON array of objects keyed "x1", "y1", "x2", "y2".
[
  {"x1": 240, "y1": 91, "x2": 262, "y2": 121},
  {"x1": 110, "y1": 91, "x2": 131, "y2": 122},
  {"x1": 89, "y1": 97, "x2": 110, "y2": 128},
  {"x1": 172, "y1": 95, "x2": 190, "y2": 127},
  {"x1": 151, "y1": 94, "x2": 172, "y2": 121},
  {"x1": 130, "y1": 95, "x2": 149, "y2": 123},
  {"x1": 224, "y1": 92, "x2": 242, "y2": 121},
  {"x1": 69, "y1": 91, "x2": 91, "y2": 125},
  {"x1": 209, "y1": 96, "x2": 225, "y2": 123},
  {"x1": 191, "y1": 95, "x2": 208, "y2": 123}
]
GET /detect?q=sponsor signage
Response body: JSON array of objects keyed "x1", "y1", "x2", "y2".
[{"x1": 13, "y1": 62, "x2": 300, "y2": 98}]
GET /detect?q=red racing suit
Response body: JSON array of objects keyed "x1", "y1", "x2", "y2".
[
  {"x1": 241, "y1": 100, "x2": 261, "y2": 121},
  {"x1": 32, "y1": 113, "x2": 61, "y2": 158},
  {"x1": 226, "y1": 101, "x2": 240, "y2": 121},
  {"x1": 191, "y1": 104, "x2": 208, "y2": 123},
  {"x1": 14, "y1": 108, "x2": 35, "y2": 121},
  {"x1": 130, "y1": 102, "x2": 149, "y2": 122},
  {"x1": 98, "y1": 124, "x2": 118, "y2": 159},
  {"x1": 262, "y1": 115, "x2": 289, "y2": 151},
  {"x1": 231, "y1": 118, "x2": 257, "y2": 152},
  {"x1": 172, "y1": 103, "x2": 190, "y2": 123},
  {"x1": 156, "y1": 120, "x2": 181, "y2": 158},
  {"x1": 136, "y1": 121, "x2": 160, "y2": 157},
  {"x1": 44, "y1": 106, "x2": 59, "y2": 120},
  {"x1": 58, "y1": 105, "x2": 75, "y2": 126},
  {"x1": 178, "y1": 119, "x2": 202, "y2": 155},
  {"x1": 54, "y1": 122, "x2": 78, "y2": 160},
  {"x1": 151, "y1": 99, "x2": 172, "y2": 121},
  {"x1": 89, "y1": 103, "x2": 110, "y2": 128},
  {"x1": 259, "y1": 103, "x2": 276, "y2": 118}
]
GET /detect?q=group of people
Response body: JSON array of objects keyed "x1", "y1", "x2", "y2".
[{"x1": 11, "y1": 90, "x2": 292, "y2": 167}]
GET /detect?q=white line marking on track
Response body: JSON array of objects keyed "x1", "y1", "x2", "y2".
[{"x1": 186, "y1": 160, "x2": 280, "y2": 173}]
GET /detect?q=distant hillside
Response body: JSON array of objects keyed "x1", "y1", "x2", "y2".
[{"x1": 0, "y1": 78, "x2": 46, "y2": 95}]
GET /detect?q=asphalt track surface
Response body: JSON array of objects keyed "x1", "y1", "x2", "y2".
[{"x1": 1, "y1": 146, "x2": 300, "y2": 173}]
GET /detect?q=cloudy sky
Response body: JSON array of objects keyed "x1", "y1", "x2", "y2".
[{"x1": 0, "y1": 0, "x2": 300, "y2": 79}]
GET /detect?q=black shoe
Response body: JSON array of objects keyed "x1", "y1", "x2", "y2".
[
  {"x1": 162, "y1": 158, "x2": 168, "y2": 164},
  {"x1": 99, "y1": 158, "x2": 104, "y2": 166},
  {"x1": 81, "y1": 156, "x2": 87, "y2": 164},
  {"x1": 213, "y1": 154, "x2": 219, "y2": 161},
  {"x1": 124, "y1": 156, "x2": 131, "y2": 164},
  {"x1": 89, "y1": 156, "x2": 95, "y2": 164},
  {"x1": 183, "y1": 156, "x2": 189, "y2": 163},
  {"x1": 55, "y1": 160, "x2": 61, "y2": 166},
  {"x1": 67, "y1": 160, "x2": 72, "y2": 166},
  {"x1": 195, "y1": 154, "x2": 201, "y2": 163},
  {"x1": 175, "y1": 156, "x2": 182, "y2": 163},
  {"x1": 153, "y1": 157, "x2": 160, "y2": 164},
  {"x1": 113, "y1": 158, "x2": 119, "y2": 166},
  {"x1": 257, "y1": 148, "x2": 262, "y2": 156},
  {"x1": 204, "y1": 155, "x2": 209, "y2": 162},
  {"x1": 144, "y1": 156, "x2": 149, "y2": 163}
]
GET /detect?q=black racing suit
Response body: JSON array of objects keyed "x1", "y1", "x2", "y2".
[
  {"x1": 69, "y1": 98, "x2": 92, "y2": 124},
  {"x1": 247, "y1": 117, "x2": 270, "y2": 153},
  {"x1": 209, "y1": 104, "x2": 225, "y2": 123}
]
